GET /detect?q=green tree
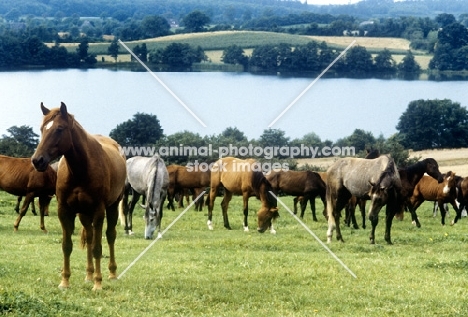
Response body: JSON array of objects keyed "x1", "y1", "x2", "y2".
[
  {"x1": 259, "y1": 129, "x2": 290, "y2": 148},
  {"x1": 157, "y1": 130, "x2": 208, "y2": 164},
  {"x1": 342, "y1": 45, "x2": 374, "y2": 75},
  {"x1": 374, "y1": 49, "x2": 397, "y2": 74},
  {"x1": 107, "y1": 39, "x2": 119, "y2": 62},
  {"x1": 109, "y1": 113, "x2": 163, "y2": 146},
  {"x1": 398, "y1": 50, "x2": 421, "y2": 73},
  {"x1": 182, "y1": 10, "x2": 211, "y2": 33},
  {"x1": 141, "y1": 15, "x2": 170, "y2": 38},
  {"x1": 219, "y1": 127, "x2": 248, "y2": 143},
  {"x1": 0, "y1": 125, "x2": 39, "y2": 157},
  {"x1": 221, "y1": 45, "x2": 248, "y2": 68},
  {"x1": 336, "y1": 129, "x2": 376, "y2": 153},
  {"x1": 149, "y1": 43, "x2": 206, "y2": 69},
  {"x1": 396, "y1": 99, "x2": 468, "y2": 150}
]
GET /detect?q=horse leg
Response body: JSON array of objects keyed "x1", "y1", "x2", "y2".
[
  {"x1": 13, "y1": 193, "x2": 34, "y2": 231},
  {"x1": 438, "y1": 200, "x2": 447, "y2": 226},
  {"x1": 207, "y1": 186, "x2": 218, "y2": 230},
  {"x1": 334, "y1": 199, "x2": 348, "y2": 243},
  {"x1": 293, "y1": 196, "x2": 299, "y2": 214},
  {"x1": 408, "y1": 199, "x2": 423, "y2": 228},
  {"x1": 106, "y1": 200, "x2": 119, "y2": 282},
  {"x1": 384, "y1": 207, "x2": 395, "y2": 245},
  {"x1": 221, "y1": 190, "x2": 233, "y2": 230},
  {"x1": 369, "y1": 211, "x2": 379, "y2": 245},
  {"x1": 450, "y1": 198, "x2": 462, "y2": 225},
  {"x1": 242, "y1": 191, "x2": 250, "y2": 231},
  {"x1": 126, "y1": 191, "x2": 140, "y2": 235},
  {"x1": 359, "y1": 199, "x2": 366, "y2": 229},
  {"x1": 58, "y1": 207, "x2": 76, "y2": 289},
  {"x1": 15, "y1": 196, "x2": 22, "y2": 213},
  {"x1": 37, "y1": 195, "x2": 52, "y2": 233},
  {"x1": 309, "y1": 196, "x2": 318, "y2": 222}
]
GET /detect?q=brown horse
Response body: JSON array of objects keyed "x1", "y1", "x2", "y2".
[
  {"x1": 452, "y1": 176, "x2": 468, "y2": 225},
  {"x1": 397, "y1": 158, "x2": 443, "y2": 226},
  {"x1": 31, "y1": 102, "x2": 126, "y2": 291},
  {"x1": 326, "y1": 156, "x2": 402, "y2": 244},
  {"x1": 266, "y1": 170, "x2": 326, "y2": 221},
  {"x1": 408, "y1": 171, "x2": 458, "y2": 226},
  {"x1": 0, "y1": 155, "x2": 56, "y2": 232},
  {"x1": 166, "y1": 164, "x2": 210, "y2": 211},
  {"x1": 207, "y1": 157, "x2": 279, "y2": 233}
]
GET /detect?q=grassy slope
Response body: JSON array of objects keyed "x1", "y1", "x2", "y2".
[
  {"x1": 60, "y1": 31, "x2": 430, "y2": 69},
  {"x1": 1, "y1": 189, "x2": 467, "y2": 316}
]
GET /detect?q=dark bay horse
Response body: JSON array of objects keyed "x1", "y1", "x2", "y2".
[
  {"x1": 0, "y1": 155, "x2": 56, "y2": 232},
  {"x1": 119, "y1": 154, "x2": 169, "y2": 239},
  {"x1": 31, "y1": 102, "x2": 126, "y2": 291},
  {"x1": 326, "y1": 156, "x2": 402, "y2": 244},
  {"x1": 453, "y1": 176, "x2": 468, "y2": 225},
  {"x1": 408, "y1": 171, "x2": 458, "y2": 226},
  {"x1": 397, "y1": 158, "x2": 443, "y2": 226},
  {"x1": 166, "y1": 164, "x2": 210, "y2": 211},
  {"x1": 266, "y1": 170, "x2": 326, "y2": 221},
  {"x1": 207, "y1": 157, "x2": 279, "y2": 233}
]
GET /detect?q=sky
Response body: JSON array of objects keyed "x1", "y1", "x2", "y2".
[{"x1": 304, "y1": 0, "x2": 362, "y2": 5}]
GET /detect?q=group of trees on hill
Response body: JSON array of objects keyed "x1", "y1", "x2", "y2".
[{"x1": 223, "y1": 43, "x2": 421, "y2": 75}]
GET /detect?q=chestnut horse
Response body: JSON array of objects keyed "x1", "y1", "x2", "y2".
[
  {"x1": 266, "y1": 170, "x2": 326, "y2": 221},
  {"x1": 166, "y1": 164, "x2": 210, "y2": 211},
  {"x1": 32, "y1": 102, "x2": 126, "y2": 291},
  {"x1": 326, "y1": 156, "x2": 402, "y2": 244},
  {"x1": 408, "y1": 171, "x2": 458, "y2": 226},
  {"x1": 0, "y1": 155, "x2": 56, "y2": 232},
  {"x1": 207, "y1": 157, "x2": 279, "y2": 233}
]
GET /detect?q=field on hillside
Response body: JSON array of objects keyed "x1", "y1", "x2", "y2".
[
  {"x1": 57, "y1": 31, "x2": 431, "y2": 69},
  {"x1": 297, "y1": 148, "x2": 468, "y2": 176},
  {"x1": 2, "y1": 179, "x2": 468, "y2": 316}
]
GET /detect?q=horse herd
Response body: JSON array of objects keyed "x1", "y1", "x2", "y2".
[{"x1": 1, "y1": 103, "x2": 466, "y2": 290}]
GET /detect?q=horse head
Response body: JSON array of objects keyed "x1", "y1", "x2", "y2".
[
  {"x1": 256, "y1": 206, "x2": 279, "y2": 233},
  {"x1": 424, "y1": 158, "x2": 444, "y2": 183},
  {"x1": 442, "y1": 171, "x2": 457, "y2": 195},
  {"x1": 256, "y1": 177, "x2": 279, "y2": 233},
  {"x1": 32, "y1": 102, "x2": 74, "y2": 172}
]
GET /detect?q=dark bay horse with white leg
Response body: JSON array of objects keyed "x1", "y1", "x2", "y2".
[
  {"x1": 326, "y1": 156, "x2": 402, "y2": 244},
  {"x1": 266, "y1": 170, "x2": 326, "y2": 221},
  {"x1": 31, "y1": 102, "x2": 126, "y2": 291},
  {"x1": 208, "y1": 157, "x2": 279, "y2": 233},
  {"x1": 119, "y1": 154, "x2": 169, "y2": 239},
  {"x1": 0, "y1": 155, "x2": 56, "y2": 232}
]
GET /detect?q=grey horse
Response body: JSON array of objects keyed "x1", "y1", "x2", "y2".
[{"x1": 120, "y1": 154, "x2": 169, "y2": 239}]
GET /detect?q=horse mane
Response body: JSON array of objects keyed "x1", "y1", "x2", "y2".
[
  {"x1": 252, "y1": 171, "x2": 277, "y2": 208},
  {"x1": 146, "y1": 155, "x2": 164, "y2": 212},
  {"x1": 375, "y1": 158, "x2": 399, "y2": 189}
]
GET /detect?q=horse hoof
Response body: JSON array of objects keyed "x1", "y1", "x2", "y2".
[
  {"x1": 270, "y1": 229, "x2": 277, "y2": 234},
  {"x1": 243, "y1": 227, "x2": 249, "y2": 232}
]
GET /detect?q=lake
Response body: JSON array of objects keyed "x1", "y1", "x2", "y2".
[{"x1": 1, "y1": 69, "x2": 468, "y2": 142}]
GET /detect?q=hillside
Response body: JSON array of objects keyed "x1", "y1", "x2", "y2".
[{"x1": 297, "y1": 148, "x2": 468, "y2": 176}]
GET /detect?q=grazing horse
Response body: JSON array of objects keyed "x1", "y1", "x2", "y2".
[
  {"x1": 207, "y1": 157, "x2": 279, "y2": 233},
  {"x1": 119, "y1": 154, "x2": 169, "y2": 239},
  {"x1": 408, "y1": 171, "x2": 458, "y2": 226},
  {"x1": 326, "y1": 156, "x2": 402, "y2": 244},
  {"x1": 0, "y1": 155, "x2": 56, "y2": 232},
  {"x1": 266, "y1": 170, "x2": 326, "y2": 221},
  {"x1": 166, "y1": 164, "x2": 210, "y2": 211},
  {"x1": 31, "y1": 102, "x2": 126, "y2": 291}
]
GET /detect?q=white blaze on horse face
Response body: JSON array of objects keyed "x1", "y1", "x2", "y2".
[
  {"x1": 443, "y1": 180, "x2": 450, "y2": 194},
  {"x1": 45, "y1": 120, "x2": 54, "y2": 130}
]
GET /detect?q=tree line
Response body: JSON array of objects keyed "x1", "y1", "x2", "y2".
[{"x1": 2, "y1": 98, "x2": 467, "y2": 168}]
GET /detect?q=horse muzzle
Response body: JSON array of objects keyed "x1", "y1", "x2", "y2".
[{"x1": 31, "y1": 156, "x2": 49, "y2": 172}]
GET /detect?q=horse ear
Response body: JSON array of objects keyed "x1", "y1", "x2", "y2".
[
  {"x1": 41, "y1": 102, "x2": 50, "y2": 115},
  {"x1": 60, "y1": 102, "x2": 68, "y2": 117}
]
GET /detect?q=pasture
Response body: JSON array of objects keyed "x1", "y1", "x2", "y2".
[{"x1": 1, "y1": 189, "x2": 468, "y2": 316}]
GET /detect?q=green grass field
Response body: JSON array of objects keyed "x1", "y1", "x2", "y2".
[{"x1": 1, "y1": 190, "x2": 467, "y2": 316}]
